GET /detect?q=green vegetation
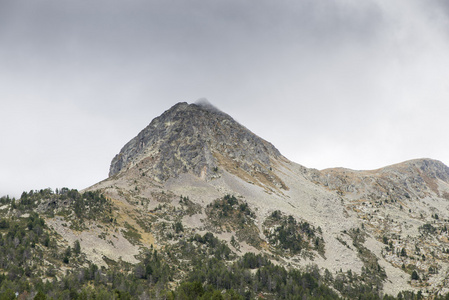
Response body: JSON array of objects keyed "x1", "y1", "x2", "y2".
[
  {"x1": 0, "y1": 211, "x2": 340, "y2": 300},
  {"x1": 207, "y1": 195, "x2": 255, "y2": 221},
  {"x1": 1, "y1": 189, "x2": 448, "y2": 299},
  {"x1": 206, "y1": 195, "x2": 261, "y2": 248},
  {"x1": 263, "y1": 210, "x2": 325, "y2": 256},
  {"x1": 411, "y1": 270, "x2": 420, "y2": 281},
  {"x1": 5, "y1": 188, "x2": 114, "y2": 232},
  {"x1": 337, "y1": 228, "x2": 387, "y2": 298},
  {"x1": 179, "y1": 195, "x2": 202, "y2": 216},
  {"x1": 419, "y1": 223, "x2": 437, "y2": 235},
  {"x1": 122, "y1": 222, "x2": 142, "y2": 245},
  {"x1": 166, "y1": 232, "x2": 340, "y2": 300},
  {"x1": 0, "y1": 212, "x2": 55, "y2": 280}
]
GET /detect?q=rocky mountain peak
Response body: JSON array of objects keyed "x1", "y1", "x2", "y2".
[{"x1": 109, "y1": 101, "x2": 286, "y2": 188}]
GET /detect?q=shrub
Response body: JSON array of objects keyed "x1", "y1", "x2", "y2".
[{"x1": 411, "y1": 270, "x2": 420, "y2": 280}]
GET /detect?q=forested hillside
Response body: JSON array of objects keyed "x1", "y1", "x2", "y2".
[{"x1": 0, "y1": 189, "x2": 446, "y2": 299}]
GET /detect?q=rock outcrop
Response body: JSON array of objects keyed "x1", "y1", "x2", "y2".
[
  {"x1": 109, "y1": 100, "x2": 286, "y2": 188},
  {"x1": 307, "y1": 158, "x2": 449, "y2": 201}
]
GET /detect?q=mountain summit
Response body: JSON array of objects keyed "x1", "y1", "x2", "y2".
[
  {"x1": 85, "y1": 101, "x2": 449, "y2": 296},
  {"x1": 109, "y1": 101, "x2": 286, "y2": 189}
]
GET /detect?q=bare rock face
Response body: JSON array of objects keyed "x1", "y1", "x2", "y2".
[{"x1": 109, "y1": 101, "x2": 285, "y2": 187}]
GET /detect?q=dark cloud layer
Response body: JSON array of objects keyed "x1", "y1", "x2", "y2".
[{"x1": 2, "y1": 1, "x2": 449, "y2": 197}]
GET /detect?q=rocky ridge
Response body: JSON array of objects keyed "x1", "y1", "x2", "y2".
[
  {"x1": 308, "y1": 159, "x2": 449, "y2": 201},
  {"x1": 109, "y1": 101, "x2": 287, "y2": 190}
]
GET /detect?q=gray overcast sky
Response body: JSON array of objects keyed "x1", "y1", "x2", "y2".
[{"x1": 2, "y1": 0, "x2": 449, "y2": 197}]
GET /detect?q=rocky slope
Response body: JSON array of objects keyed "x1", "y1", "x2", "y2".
[
  {"x1": 306, "y1": 159, "x2": 449, "y2": 294},
  {"x1": 83, "y1": 101, "x2": 449, "y2": 297},
  {"x1": 109, "y1": 100, "x2": 286, "y2": 191}
]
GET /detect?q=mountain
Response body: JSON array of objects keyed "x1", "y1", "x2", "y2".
[
  {"x1": 2, "y1": 101, "x2": 449, "y2": 299},
  {"x1": 109, "y1": 101, "x2": 286, "y2": 190},
  {"x1": 92, "y1": 101, "x2": 449, "y2": 296}
]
